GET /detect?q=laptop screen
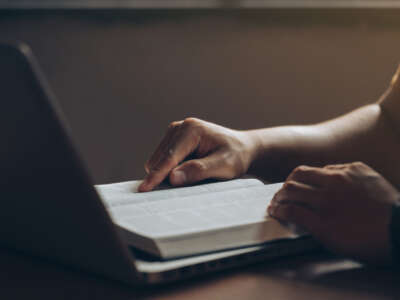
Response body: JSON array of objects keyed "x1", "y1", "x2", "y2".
[{"x1": 0, "y1": 43, "x2": 136, "y2": 283}]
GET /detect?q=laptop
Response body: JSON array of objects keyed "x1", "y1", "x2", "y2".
[{"x1": 0, "y1": 42, "x2": 319, "y2": 285}]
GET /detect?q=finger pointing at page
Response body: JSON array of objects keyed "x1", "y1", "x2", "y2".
[
  {"x1": 144, "y1": 120, "x2": 184, "y2": 174},
  {"x1": 139, "y1": 119, "x2": 201, "y2": 192},
  {"x1": 138, "y1": 118, "x2": 257, "y2": 192}
]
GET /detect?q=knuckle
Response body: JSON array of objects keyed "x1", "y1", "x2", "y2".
[
  {"x1": 283, "y1": 180, "x2": 298, "y2": 192},
  {"x1": 294, "y1": 165, "x2": 309, "y2": 174},
  {"x1": 168, "y1": 121, "x2": 181, "y2": 130},
  {"x1": 183, "y1": 117, "x2": 199, "y2": 127},
  {"x1": 329, "y1": 172, "x2": 346, "y2": 183},
  {"x1": 350, "y1": 161, "x2": 367, "y2": 170},
  {"x1": 290, "y1": 165, "x2": 312, "y2": 180},
  {"x1": 182, "y1": 117, "x2": 204, "y2": 134}
]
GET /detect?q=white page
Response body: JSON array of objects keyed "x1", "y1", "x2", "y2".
[
  {"x1": 98, "y1": 180, "x2": 283, "y2": 239},
  {"x1": 96, "y1": 178, "x2": 263, "y2": 208}
]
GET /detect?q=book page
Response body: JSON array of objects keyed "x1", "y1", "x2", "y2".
[
  {"x1": 96, "y1": 178, "x2": 263, "y2": 208},
  {"x1": 99, "y1": 180, "x2": 283, "y2": 239}
]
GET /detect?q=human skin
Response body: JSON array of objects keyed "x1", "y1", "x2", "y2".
[{"x1": 138, "y1": 67, "x2": 400, "y2": 264}]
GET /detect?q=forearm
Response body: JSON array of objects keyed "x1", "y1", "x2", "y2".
[{"x1": 246, "y1": 103, "x2": 400, "y2": 186}]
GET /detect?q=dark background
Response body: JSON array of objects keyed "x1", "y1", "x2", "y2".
[{"x1": 1, "y1": 9, "x2": 399, "y2": 184}]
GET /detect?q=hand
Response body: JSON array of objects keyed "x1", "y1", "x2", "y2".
[
  {"x1": 138, "y1": 118, "x2": 257, "y2": 192},
  {"x1": 268, "y1": 162, "x2": 400, "y2": 264}
]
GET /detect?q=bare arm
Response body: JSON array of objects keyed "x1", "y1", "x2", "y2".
[
  {"x1": 248, "y1": 100, "x2": 400, "y2": 187},
  {"x1": 243, "y1": 66, "x2": 400, "y2": 187}
]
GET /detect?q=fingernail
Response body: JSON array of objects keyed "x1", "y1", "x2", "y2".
[
  {"x1": 139, "y1": 175, "x2": 150, "y2": 189},
  {"x1": 172, "y1": 170, "x2": 186, "y2": 185},
  {"x1": 138, "y1": 182, "x2": 147, "y2": 192}
]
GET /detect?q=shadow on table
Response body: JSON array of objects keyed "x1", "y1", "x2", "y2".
[
  {"x1": 1, "y1": 246, "x2": 399, "y2": 299},
  {"x1": 251, "y1": 251, "x2": 400, "y2": 298}
]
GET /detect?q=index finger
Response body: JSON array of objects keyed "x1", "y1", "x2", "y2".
[
  {"x1": 138, "y1": 123, "x2": 200, "y2": 192},
  {"x1": 145, "y1": 120, "x2": 183, "y2": 174}
]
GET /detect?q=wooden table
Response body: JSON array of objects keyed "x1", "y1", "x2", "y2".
[{"x1": 1, "y1": 247, "x2": 399, "y2": 300}]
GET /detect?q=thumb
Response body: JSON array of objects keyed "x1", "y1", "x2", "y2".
[{"x1": 169, "y1": 152, "x2": 230, "y2": 186}]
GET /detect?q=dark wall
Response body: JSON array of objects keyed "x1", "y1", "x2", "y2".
[{"x1": 1, "y1": 9, "x2": 400, "y2": 184}]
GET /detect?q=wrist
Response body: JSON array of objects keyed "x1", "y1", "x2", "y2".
[
  {"x1": 239, "y1": 129, "x2": 265, "y2": 167},
  {"x1": 238, "y1": 128, "x2": 281, "y2": 180}
]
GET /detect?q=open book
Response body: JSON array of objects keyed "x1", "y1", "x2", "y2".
[{"x1": 96, "y1": 178, "x2": 300, "y2": 259}]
